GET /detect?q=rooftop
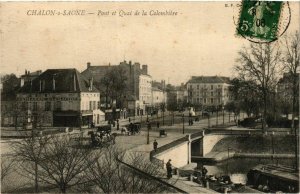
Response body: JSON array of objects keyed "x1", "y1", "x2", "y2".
[
  {"x1": 187, "y1": 76, "x2": 230, "y2": 84},
  {"x1": 18, "y1": 68, "x2": 99, "y2": 93}
]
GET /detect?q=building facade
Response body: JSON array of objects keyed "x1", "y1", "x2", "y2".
[
  {"x1": 151, "y1": 87, "x2": 167, "y2": 107},
  {"x1": 17, "y1": 69, "x2": 104, "y2": 128},
  {"x1": 186, "y1": 76, "x2": 230, "y2": 109},
  {"x1": 81, "y1": 61, "x2": 152, "y2": 117}
]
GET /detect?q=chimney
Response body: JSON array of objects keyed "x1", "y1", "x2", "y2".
[
  {"x1": 89, "y1": 77, "x2": 93, "y2": 91},
  {"x1": 142, "y1": 65, "x2": 148, "y2": 74},
  {"x1": 53, "y1": 76, "x2": 56, "y2": 91},
  {"x1": 87, "y1": 62, "x2": 91, "y2": 69},
  {"x1": 25, "y1": 69, "x2": 27, "y2": 75},
  {"x1": 129, "y1": 61, "x2": 132, "y2": 65},
  {"x1": 39, "y1": 80, "x2": 42, "y2": 92},
  {"x1": 73, "y1": 73, "x2": 77, "y2": 91}
]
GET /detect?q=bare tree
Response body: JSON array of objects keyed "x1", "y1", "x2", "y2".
[
  {"x1": 37, "y1": 135, "x2": 97, "y2": 193},
  {"x1": 281, "y1": 31, "x2": 300, "y2": 171},
  {"x1": 86, "y1": 146, "x2": 171, "y2": 193},
  {"x1": 11, "y1": 132, "x2": 51, "y2": 193},
  {"x1": 235, "y1": 43, "x2": 282, "y2": 131},
  {"x1": 281, "y1": 31, "x2": 300, "y2": 129},
  {"x1": 1, "y1": 155, "x2": 14, "y2": 182}
]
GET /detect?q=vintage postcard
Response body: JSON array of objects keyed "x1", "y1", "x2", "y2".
[{"x1": 1, "y1": 1, "x2": 299, "y2": 193}]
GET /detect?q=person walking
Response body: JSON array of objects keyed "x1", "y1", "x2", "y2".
[
  {"x1": 166, "y1": 159, "x2": 172, "y2": 179},
  {"x1": 157, "y1": 121, "x2": 160, "y2": 129},
  {"x1": 116, "y1": 119, "x2": 119, "y2": 131},
  {"x1": 153, "y1": 140, "x2": 158, "y2": 152},
  {"x1": 202, "y1": 166, "x2": 208, "y2": 178}
]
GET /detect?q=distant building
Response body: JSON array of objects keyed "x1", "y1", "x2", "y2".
[
  {"x1": 186, "y1": 76, "x2": 230, "y2": 108},
  {"x1": 17, "y1": 68, "x2": 103, "y2": 128},
  {"x1": 151, "y1": 87, "x2": 166, "y2": 107},
  {"x1": 277, "y1": 72, "x2": 299, "y2": 100},
  {"x1": 81, "y1": 61, "x2": 152, "y2": 117},
  {"x1": 20, "y1": 70, "x2": 42, "y2": 87}
]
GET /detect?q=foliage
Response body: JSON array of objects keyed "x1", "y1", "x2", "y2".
[
  {"x1": 100, "y1": 66, "x2": 128, "y2": 109},
  {"x1": 1, "y1": 74, "x2": 20, "y2": 100}
]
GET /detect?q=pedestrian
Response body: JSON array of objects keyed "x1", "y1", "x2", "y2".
[
  {"x1": 153, "y1": 139, "x2": 158, "y2": 152},
  {"x1": 202, "y1": 166, "x2": 208, "y2": 178},
  {"x1": 166, "y1": 159, "x2": 172, "y2": 179},
  {"x1": 157, "y1": 121, "x2": 160, "y2": 129}
]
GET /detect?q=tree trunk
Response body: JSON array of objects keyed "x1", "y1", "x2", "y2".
[
  {"x1": 292, "y1": 75, "x2": 298, "y2": 171},
  {"x1": 262, "y1": 90, "x2": 267, "y2": 132},
  {"x1": 34, "y1": 161, "x2": 39, "y2": 193}
]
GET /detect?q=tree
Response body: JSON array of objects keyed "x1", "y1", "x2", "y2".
[
  {"x1": 101, "y1": 66, "x2": 128, "y2": 110},
  {"x1": 11, "y1": 132, "x2": 51, "y2": 193},
  {"x1": 235, "y1": 43, "x2": 282, "y2": 131},
  {"x1": 281, "y1": 31, "x2": 300, "y2": 130},
  {"x1": 1, "y1": 74, "x2": 20, "y2": 99},
  {"x1": 281, "y1": 31, "x2": 300, "y2": 171},
  {"x1": 37, "y1": 135, "x2": 96, "y2": 193},
  {"x1": 85, "y1": 146, "x2": 172, "y2": 193},
  {"x1": 1, "y1": 155, "x2": 14, "y2": 182}
]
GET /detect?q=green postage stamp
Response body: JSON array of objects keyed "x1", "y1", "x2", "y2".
[{"x1": 237, "y1": 1, "x2": 283, "y2": 42}]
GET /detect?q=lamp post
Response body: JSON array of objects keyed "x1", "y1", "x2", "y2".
[
  {"x1": 208, "y1": 114, "x2": 210, "y2": 128},
  {"x1": 222, "y1": 106, "x2": 225, "y2": 125},
  {"x1": 147, "y1": 121, "x2": 150, "y2": 144},
  {"x1": 162, "y1": 110, "x2": 165, "y2": 126},
  {"x1": 216, "y1": 107, "x2": 219, "y2": 126},
  {"x1": 182, "y1": 114, "x2": 185, "y2": 134},
  {"x1": 227, "y1": 147, "x2": 230, "y2": 174}
]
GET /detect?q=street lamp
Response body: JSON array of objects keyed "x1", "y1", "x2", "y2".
[
  {"x1": 222, "y1": 106, "x2": 225, "y2": 125},
  {"x1": 147, "y1": 121, "x2": 151, "y2": 144},
  {"x1": 216, "y1": 106, "x2": 219, "y2": 126},
  {"x1": 182, "y1": 114, "x2": 185, "y2": 134}
]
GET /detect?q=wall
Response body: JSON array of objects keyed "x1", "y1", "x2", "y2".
[
  {"x1": 155, "y1": 142, "x2": 189, "y2": 168},
  {"x1": 202, "y1": 134, "x2": 227, "y2": 156}
]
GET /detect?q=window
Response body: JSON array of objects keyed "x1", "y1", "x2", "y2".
[
  {"x1": 89, "y1": 101, "x2": 92, "y2": 111},
  {"x1": 211, "y1": 92, "x2": 213, "y2": 96},
  {"x1": 33, "y1": 102, "x2": 38, "y2": 111},
  {"x1": 197, "y1": 85, "x2": 199, "y2": 89},
  {"x1": 211, "y1": 98, "x2": 214, "y2": 103},
  {"x1": 211, "y1": 85, "x2": 213, "y2": 90},
  {"x1": 21, "y1": 102, "x2": 27, "y2": 110},
  {"x1": 54, "y1": 101, "x2": 61, "y2": 111},
  {"x1": 45, "y1": 101, "x2": 51, "y2": 111}
]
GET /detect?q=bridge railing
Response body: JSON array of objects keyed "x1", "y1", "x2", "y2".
[{"x1": 150, "y1": 135, "x2": 189, "y2": 159}]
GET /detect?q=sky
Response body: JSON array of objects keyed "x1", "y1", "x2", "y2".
[{"x1": 0, "y1": 2, "x2": 299, "y2": 85}]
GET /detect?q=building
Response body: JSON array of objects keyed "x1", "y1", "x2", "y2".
[
  {"x1": 277, "y1": 72, "x2": 299, "y2": 100},
  {"x1": 1, "y1": 70, "x2": 42, "y2": 127},
  {"x1": 20, "y1": 70, "x2": 42, "y2": 87},
  {"x1": 151, "y1": 87, "x2": 166, "y2": 108},
  {"x1": 17, "y1": 68, "x2": 104, "y2": 128},
  {"x1": 81, "y1": 61, "x2": 152, "y2": 117},
  {"x1": 277, "y1": 72, "x2": 299, "y2": 117},
  {"x1": 186, "y1": 76, "x2": 230, "y2": 109}
]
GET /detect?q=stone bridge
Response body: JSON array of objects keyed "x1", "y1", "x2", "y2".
[{"x1": 150, "y1": 128, "x2": 267, "y2": 168}]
